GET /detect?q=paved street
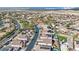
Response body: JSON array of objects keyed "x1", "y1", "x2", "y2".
[
  {"x1": 0, "y1": 19, "x2": 20, "y2": 51},
  {"x1": 26, "y1": 25, "x2": 40, "y2": 51}
]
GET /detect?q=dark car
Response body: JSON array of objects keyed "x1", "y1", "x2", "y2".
[
  {"x1": 13, "y1": 47, "x2": 21, "y2": 51},
  {"x1": 4, "y1": 41, "x2": 10, "y2": 45},
  {"x1": 8, "y1": 47, "x2": 14, "y2": 51},
  {"x1": 17, "y1": 47, "x2": 21, "y2": 51},
  {"x1": 47, "y1": 30, "x2": 52, "y2": 32},
  {"x1": 35, "y1": 31, "x2": 38, "y2": 33},
  {"x1": 47, "y1": 26, "x2": 51, "y2": 29}
]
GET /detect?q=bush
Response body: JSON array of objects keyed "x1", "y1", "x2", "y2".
[{"x1": 57, "y1": 35, "x2": 67, "y2": 42}]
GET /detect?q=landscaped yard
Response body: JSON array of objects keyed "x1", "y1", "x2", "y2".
[
  {"x1": 57, "y1": 34, "x2": 67, "y2": 42},
  {"x1": 19, "y1": 19, "x2": 34, "y2": 30}
]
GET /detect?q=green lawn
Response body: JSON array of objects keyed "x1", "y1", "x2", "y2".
[
  {"x1": 57, "y1": 34, "x2": 67, "y2": 42},
  {"x1": 19, "y1": 19, "x2": 34, "y2": 30}
]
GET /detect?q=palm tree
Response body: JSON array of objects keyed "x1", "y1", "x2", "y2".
[
  {"x1": 72, "y1": 34, "x2": 78, "y2": 50},
  {"x1": 50, "y1": 18, "x2": 61, "y2": 50}
]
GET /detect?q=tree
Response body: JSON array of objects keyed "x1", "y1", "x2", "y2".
[{"x1": 72, "y1": 34, "x2": 78, "y2": 50}]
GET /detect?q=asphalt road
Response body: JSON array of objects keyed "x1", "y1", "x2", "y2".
[
  {"x1": 26, "y1": 25, "x2": 40, "y2": 51},
  {"x1": 0, "y1": 19, "x2": 20, "y2": 51}
]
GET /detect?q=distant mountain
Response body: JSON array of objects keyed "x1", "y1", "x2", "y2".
[
  {"x1": 0, "y1": 7, "x2": 64, "y2": 11},
  {"x1": 30, "y1": 7, "x2": 64, "y2": 10},
  {"x1": 0, "y1": 7, "x2": 79, "y2": 11},
  {"x1": 63, "y1": 7, "x2": 79, "y2": 10},
  {"x1": 69, "y1": 7, "x2": 79, "y2": 10}
]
